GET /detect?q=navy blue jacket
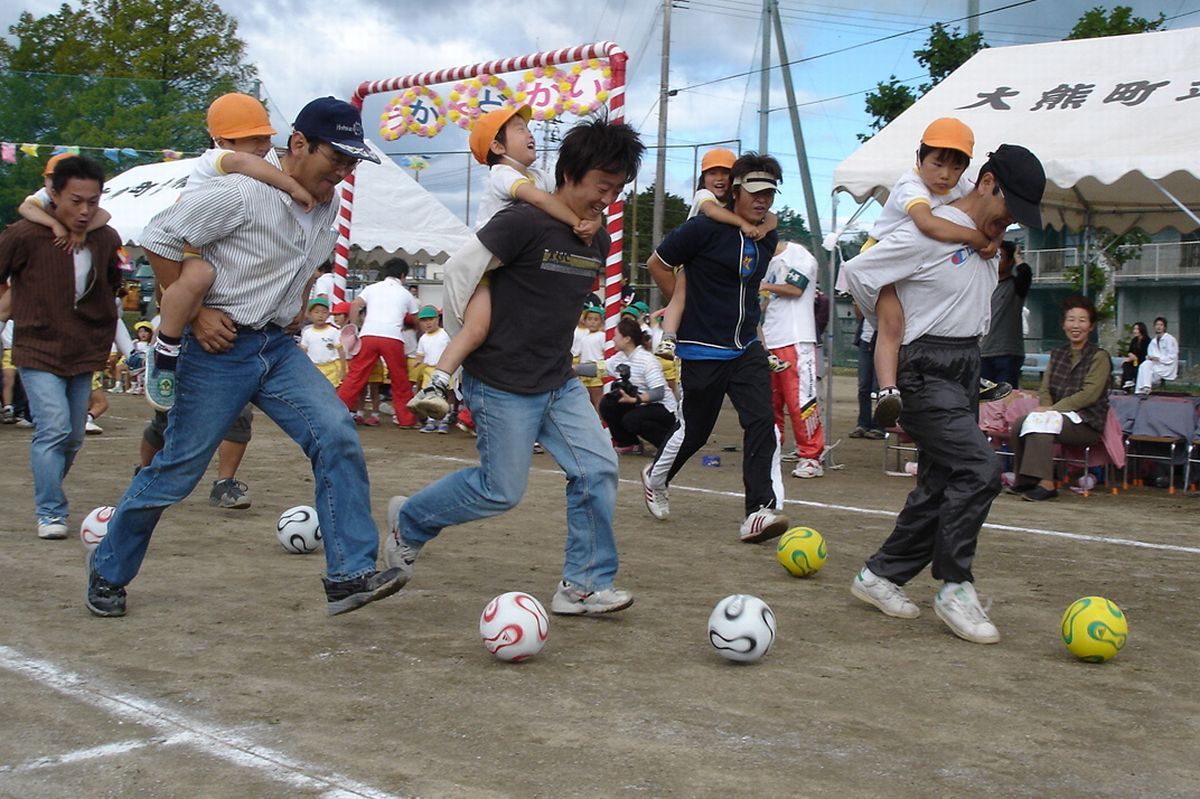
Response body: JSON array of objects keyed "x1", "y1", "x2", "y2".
[{"x1": 655, "y1": 215, "x2": 778, "y2": 351}]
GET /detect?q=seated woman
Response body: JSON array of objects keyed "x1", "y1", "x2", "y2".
[
  {"x1": 576, "y1": 317, "x2": 678, "y2": 455},
  {"x1": 1120, "y1": 321, "x2": 1149, "y2": 391},
  {"x1": 1008, "y1": 295, "x2": 1110, "y2": 502}
]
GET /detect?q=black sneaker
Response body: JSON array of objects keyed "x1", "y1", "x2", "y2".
[
  {"x1": 86, "y1": 550, "x2": 127, "y2": 617},
  {"x1": 209, "y1": 478, "x2": 251, "y2": 509},
  {"x1": 979, "y1": 378, "x2": 1012, "y2": 402},
  {"x1": 323, "y1": 567, "x2": 407, "y2": 616}
]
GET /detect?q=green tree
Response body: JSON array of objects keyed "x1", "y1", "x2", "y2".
[
  {"x1": 622, "y1": 183, "x2": 688, "y2": 271},
  {"x1": 0, "y1": 0, "x2": 257, "y2": 225},
  {"x1": 860, "y1": 24, "x2": 986, "y2": 141},
  {"x1": 775, "y1": 205, "x2": 812, "y2": 243},
  {"x1": 1066, "y1": 5, "x2": 1165, "y2": 39}
]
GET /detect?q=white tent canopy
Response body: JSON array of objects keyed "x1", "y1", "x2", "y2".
[
  {"x1": 101, "y1": 141, "x2": 470, "y2": 261},
  {"x1": 832, "y1": 28, "x2": 1200, "y2": 235}
]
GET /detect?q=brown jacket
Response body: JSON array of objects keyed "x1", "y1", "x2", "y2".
[{"x1": 0, "y1": 219, "x2": 122, "y2": 375}]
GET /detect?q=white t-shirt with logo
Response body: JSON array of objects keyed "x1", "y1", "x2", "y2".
[
  {"x1": 300, "y1": 323, "x2": 342, "y2": 365},
  {"x1": 762, "y1": 242, "x2": 819, "y2": 348},
  {"x1": 357, "y1": 277, "x2": 421, "y2": 341}
]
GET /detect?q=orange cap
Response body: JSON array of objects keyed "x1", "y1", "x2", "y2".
[
  {"x1": 921, "y1": 117, "x2": 974, "y2": 158},
  {"x1": 206, "y1": 93, "x2": 277, "y2": 140},
  {"x1": 700, "y1": 148, "x2": 736, "y2": 173},
  {"x1": 43, "y1": 152, "x2": 73, "y2": 176},
  {"x1": 469, "y1": 105, "x2": 532, "y2": 165}
]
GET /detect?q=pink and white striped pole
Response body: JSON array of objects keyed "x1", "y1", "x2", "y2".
[{"x1": 336, "y1": 42, "x2": 628, "y2": 352}]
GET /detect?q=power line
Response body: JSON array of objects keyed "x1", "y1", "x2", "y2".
[{"x1": 669, "y1": 0, "x2": 1040, "y2": 94}]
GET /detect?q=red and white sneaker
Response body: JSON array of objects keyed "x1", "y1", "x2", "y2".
[
  {"x1": 739, "y1": 506, "x2": 789, "y2": 543},
  {"x1": 641, "y1": 464, "x2": 670, "y2": 520}
]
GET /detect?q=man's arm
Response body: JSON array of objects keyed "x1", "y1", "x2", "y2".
[
  {"x1": 647, "y1": 252, "x2": 678, "y2": 302},
  {"x1": 145, "y1": 249, "x2": 237, "y2": 352},
  {"x1": 1013, "y1": 262, "x2": 1032, "y2": 299},
  {"x1": 219, "y1": 151, "x2": 316, "y2": 212}
]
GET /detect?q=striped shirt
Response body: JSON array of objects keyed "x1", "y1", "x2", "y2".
[{"x1": 140, "y1": 172, "x2": 338, "y2": 329}]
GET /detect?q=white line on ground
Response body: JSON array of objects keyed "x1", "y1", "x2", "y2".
[
  {"x1": 419, "y1": 454, "x2": 1200, "y2": 556},
  {"x1": 0, "y1": 646, "x2": 406, "y2": 799},
  {"x1": 3, "y1": 733, "x2": 195, "y2": 773}
]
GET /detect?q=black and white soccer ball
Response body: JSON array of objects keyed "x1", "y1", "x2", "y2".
[
  {"x1": 708, "y1": 594, "x2": 776, "y2": 663},
  {"x1": 276, "y1": 505, "x2": 323, "y2": 554}
]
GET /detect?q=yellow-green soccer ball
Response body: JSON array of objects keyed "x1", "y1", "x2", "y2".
[
  {"x1": 1061, "y1": 596, "x2": 1128, "y2": 662},
  {"x1": 776, "y1": 527, "x2": 827, "y2": 577}
]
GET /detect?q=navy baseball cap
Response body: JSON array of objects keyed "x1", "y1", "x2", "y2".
[{"x1": 293, "y1": 97, "x2": 380, "y2": 163}]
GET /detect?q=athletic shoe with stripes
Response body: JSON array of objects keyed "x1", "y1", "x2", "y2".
[
  {"x1": 738, "y1": 506, "x2": 789, "y2": 543},
  {"x1": 641, "y1": 464, "x2": 670, "y2": 520}
]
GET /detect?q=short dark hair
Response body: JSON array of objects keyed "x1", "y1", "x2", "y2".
[
  {"x1": 1061, "y1": 294, "x2": 1096, "y2": 325},
  {"x1": 999, "y1": 241, "x2": 1016, "y2": 261},
  {"x1": 554, "y1": 116, "x2": 645, "y2": 189},
  {"x1": 380, "y1": 257, "x2": 409, "y2": 280},
  {"x1": 729, "y1": 152, "x2": 782, "y2": 206},
  {"x1": 917, "y1": 144, "x2": 970, "y2": 170},
  {"x1": 51, "y1": 156, "x2": 105, "y2": 193},
  {"x1": 1155, "y1": 316, "x2": 1168, "y2": 329}
]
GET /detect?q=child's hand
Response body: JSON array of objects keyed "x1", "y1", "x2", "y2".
[
  {"x1": 976, "y1": 237, "x2": 999, "y2": 259},
  {"x1": 290, "y1": 185, "x2": 317, "y2": 212},
  {"x1": 741, "y1": 222, "x2": 763, "y2": 241},
  {"x1": 51, "y1": 222, "x2": 72, "y2": 251},
  {"x1": 573, "y1": 217, "x2": 601, "y2": 245},
  {"x1": 68, "y1": 230, "x2": 88, "y2": 252}
]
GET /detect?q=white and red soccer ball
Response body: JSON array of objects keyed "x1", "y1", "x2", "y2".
[
  {"x1": 479, "y1": 592, "x2": 550, "y2": 662},
  {"x1": 79, "y1": 506, "x2": 115, "y2": 551}
]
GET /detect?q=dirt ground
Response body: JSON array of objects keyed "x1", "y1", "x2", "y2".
[{"x1": 1, "y1": 375, "x2": 1198, "y2": 798}]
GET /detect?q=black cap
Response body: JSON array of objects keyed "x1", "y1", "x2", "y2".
[
  {"x1": 985, "y1": 144, "x2": 1045, "y2": 229},
  {"x1": 293, "y1": 97, "x2": 380, "y2": 163}
]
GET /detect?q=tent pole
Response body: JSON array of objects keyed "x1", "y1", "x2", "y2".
[
  {"x1": 824, "y1": 190, "x2": 838, "y2": 462},
  {"x1": 1149, "y1": 178, "x2": 1200, "y2": 228}
]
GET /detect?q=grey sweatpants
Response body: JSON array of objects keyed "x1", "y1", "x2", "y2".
[{"x1": 866, "y1": 335, "x2": 1001, "y2": 586}]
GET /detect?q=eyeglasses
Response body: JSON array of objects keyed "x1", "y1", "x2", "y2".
[{"x1": 317, "y1": 144, "x2": 358, "y2": 174}]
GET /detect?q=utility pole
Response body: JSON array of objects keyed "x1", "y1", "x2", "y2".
[
  {"x1": 651, "y1": 0, "x2": 672, "y2": 253},
  {"x1": 758, "y1": 0, "x2": 771, "y2": 152},
  {"x1": 770, "y1": 0, "x2": 825, "y2": 272},
  {"x1": 967, "y1": 0, "x2": 980, "y2": 36}
]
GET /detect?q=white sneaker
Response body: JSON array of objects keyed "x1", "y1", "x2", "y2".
[
  {"x1": 383, "y1": 495, "x2": 421, "y2": 583},
  {"x1": 641, "y1": 464, "x2": 669, "y2": 520},
  {"x1": 850, "y1": 567, "x2": 920, "y2": 619},
  {"x1": 37, "y1": 517, "x2": 68, "y2": 540},
  {"x1": 791, "y1": 458, "x2": 824, "y2": 478},
  {"x1": 780, "y1": 449, "x2": 801, "y2": 463},
  {"x1": 934, "y1": 582, "x2": 1000, "y2": 644},
  {"x1": 739, "y1": 506, "x2": 789, "y2": 543},
  {"x1": 85, "y1": 414, "x2": 103, "y2": 435},
  {"x1": 550, "y1": 580, "x2": 633, "y2": 615}
]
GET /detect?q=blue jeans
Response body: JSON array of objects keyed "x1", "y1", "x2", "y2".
[
  {"x1": 19, "y1": 368, "x2": 93, "y2": 523},
  {"x1": 94, "y1": 326, "x2": 379, "y2": 586},
  {"x1": 399, "y1": 372, "x2": 621, "y2": 592}
]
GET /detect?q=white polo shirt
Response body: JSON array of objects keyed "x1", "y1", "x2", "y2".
[{"x1": 358, "y1": 277, "x2": 421, "y2": 341}]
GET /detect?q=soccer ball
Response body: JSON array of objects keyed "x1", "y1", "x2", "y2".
[
  {"x1": 276, "y1": 505, "x2": 322, "y2": 554},
  {"x1": 479, "y1": 592, "x2": 550, "y2": 662},
  {"x1": 776, "y1": 526, "x2": 827, "y2": 577},
  {"x1": 1061, "y1": 596, "x2": 1128, "y2": 662},
  {"x1": 707, "y1": 594, "x2": 777, "y2": 663},
  {"x1": 80, "y1": 506, "x2": 115, "y2": 550}
]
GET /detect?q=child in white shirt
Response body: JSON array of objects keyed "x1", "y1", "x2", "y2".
[
  {"x1": 145, "y1": 93, "x2": 316, "y2": 412},
  {"x1": 299, "y1": 297, "x2": 345, "y2": 386},
  {"x1": 408, "y1": 105, "x2": 601, "y2": 421},
  {"x1": 412, "y1": 306, "x2": 453, "y2": 432}
]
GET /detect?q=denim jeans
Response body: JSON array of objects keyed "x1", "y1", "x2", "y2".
[
  {"x1": 18, "y1": 368, "x2": 93, "y2": 523},
  {"x1": 855, "y1": 342, "x2": 880, "y2": 431},
  {"x1": 93, "y1": 326, "x2": 379, "y2": 586},
  {"x1": 399, "y1": 372, "x2": 621, "y2": 592}
]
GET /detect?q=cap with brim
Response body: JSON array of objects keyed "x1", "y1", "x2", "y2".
[
  {"x1": 331, "y1": 301, "x2": 351, "y2": 315},
  {"x1": 701, "y1": 148, "x2": 736, "y2": 173},
  {"x1": 294, "y1": 96, "x2": 381, "y2": 164},
  {"x1": 417, "y1": 305, "x2": 440, "y2": 319},
  {"x1": 469, "y1": 105, "x2": 533, "y2": 165},
  {"x1": 734, "y1": 171, "x2": 779, "y2": 194},
  {"x1": 134, "y1": 321, "x2": 154, "y2": 332},
  {"x1": 921, "y1": 117, "x2": 974, "y2": 158},
  {"x1": 43, "y1": 152, "x2": 72, "y2": 176},
  {"x1": 629, "y1": 301, "x2": 650, "y2": 315},
  {"x1": 207, "y1": 93, "x2": 277, "y2": 140},
  {"x1": 308, "y1": 297, "x2": 331, "y2": 309},
  {"x1": 584, "y1": 305, "x2": 604, "y2": 315},
  {"x1": 986, "y1": 144, "x2": 1045, "y2": 230}
]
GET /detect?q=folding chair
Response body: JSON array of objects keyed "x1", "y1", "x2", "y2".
[
  {"x1": 1122, "y1": 397, "x2": 1196, "y2": 494},
  {"x1": 882, "y1": 427, "x2": 917, "y2": 476}
]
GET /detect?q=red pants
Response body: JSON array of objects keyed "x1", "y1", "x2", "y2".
[
  {"x1": 770, "y1": 342, "x2": 824, "y2": 460},
  {"x1": 336, "y1": 335, "x2": 417, "y2": 426}
]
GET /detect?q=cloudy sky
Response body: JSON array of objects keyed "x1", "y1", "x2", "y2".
[{"x1": 3, "y1": 0, "x2": 1198, "y2": 234}]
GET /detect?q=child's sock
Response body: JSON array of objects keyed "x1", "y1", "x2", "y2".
[{"x1": 153, "y1": 333, "x2": 182, "y2": 371}]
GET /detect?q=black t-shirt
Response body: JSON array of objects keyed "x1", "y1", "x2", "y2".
[{"x1": 466, "y1": 203, "x2": 611, "y2": 394}]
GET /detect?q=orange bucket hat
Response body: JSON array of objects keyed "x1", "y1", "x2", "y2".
[
  {"x1": 469, "y1": 106, "x2": 532, "y2": 165},
  {"x1": 206, "y1": 93, "x2": 277, "y2": 140},
  {"x1": 700, "y1": 148, "x2": 736, "y2": 173},
  {"x1": 921, "y1": 117, "x2": 974, "y2": 158}
]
